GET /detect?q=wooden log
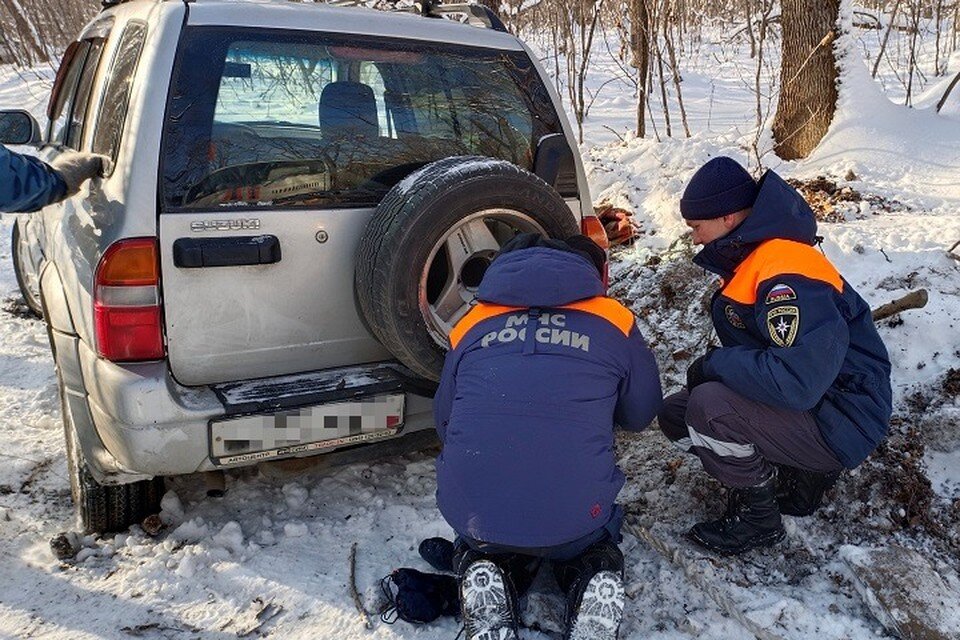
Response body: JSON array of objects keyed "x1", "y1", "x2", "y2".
[
  {"x1": 871, "y1": 289, "x2": 928, "y2": 322},
  {"x1": 844, "y1": 545, "x2": 960, "y2": 640}
]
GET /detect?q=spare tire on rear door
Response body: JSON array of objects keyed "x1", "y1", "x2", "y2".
[{"x1": 356, "y1": 156, "x2": 581, "y2": 381}]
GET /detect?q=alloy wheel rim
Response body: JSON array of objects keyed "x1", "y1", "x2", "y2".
[{"x1": 418, "y1": 209, "x2": 546, "y2": 347}]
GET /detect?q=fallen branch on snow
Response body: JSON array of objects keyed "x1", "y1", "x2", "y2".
[
  {"x1": 350, "y1": 542, "x2": 374, "y2": 630},
  {"x1": 871, "y1": 288, "x2": 928, "y2": 322}
]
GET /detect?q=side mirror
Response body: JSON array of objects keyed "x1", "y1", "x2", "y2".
[{"x1": 0, "y1": 110, "x2": 42, "y2": 146}]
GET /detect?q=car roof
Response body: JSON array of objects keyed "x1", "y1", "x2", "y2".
[{"x1": 184, "y1": 0, "x2": 525, "y2": 51}]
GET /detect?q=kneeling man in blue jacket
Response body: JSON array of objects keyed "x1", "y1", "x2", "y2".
[
  {"x1": 659, "y1": 157, "x2": 892, "y2": 555},
  {"x1": 434, "y1": 233, "x2": 663, "y2": 640}
]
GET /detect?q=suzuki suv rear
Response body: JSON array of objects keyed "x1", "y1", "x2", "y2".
[{"x1": 4, "y1": 0, "x2": 597, "y2": 533}]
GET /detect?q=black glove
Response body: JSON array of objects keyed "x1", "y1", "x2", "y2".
[{"x1": 686, "y1": 354, "x2": 710, "y2": 390}]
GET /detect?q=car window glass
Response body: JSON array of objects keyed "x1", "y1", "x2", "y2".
[
  {"x1": 93, "y1": 21, "x2": 147, "y2": 166},
  {"x1": 67, "y1": 39, "x2": 106, "y2": 150},
  {"x1": 48, "y1": 42, "x2": 89, "y2": 146},
  {"x1": 162, "y1": 27, "x2": 562, "y2": 210}
]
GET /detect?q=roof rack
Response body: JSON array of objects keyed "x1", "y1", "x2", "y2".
[
  {"x1": 100, "y1": 0, "x2": 168, "y2": 8},
  {"x1": 329, "y1": 0, "x2": 508, "y2": 32},
  {"x1": 100, "y1": 0, "x2": 507, "y2": 33}
]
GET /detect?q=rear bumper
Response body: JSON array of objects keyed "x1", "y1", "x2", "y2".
[{"x1": 76, "y1": 339, "x2": 436, "y2": 481}]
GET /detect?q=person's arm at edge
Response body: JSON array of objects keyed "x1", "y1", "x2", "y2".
[
  {"x1": 0, "y1": 145, "x2": 66, "y2": 213},
  {"x1": 702, "y1": 278, "x2": 849, "y2": 411},
  {"x1": 432, "y1": 345, "x2": 462, "y2": 444},
  {"x1": 614, "y1": 323, "x2": 664, "y2": 432}
]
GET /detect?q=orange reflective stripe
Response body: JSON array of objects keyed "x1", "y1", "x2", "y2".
[
  {"x1": 448, "y1": 297, "x2": 635, "y2": 349},
  {"x1": 722, "y1": 239, "x2": 843, "y2": 304},
  {"x1": 560, "y1": 297, "x2": 635, "y2": 337},
  {"x1": 449, "y1": 303, "x2": 525, "y2": 349}
]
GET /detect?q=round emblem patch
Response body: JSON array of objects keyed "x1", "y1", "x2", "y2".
[{"x1": 725, "y1": 305, "x2": 746, "y2": 329}]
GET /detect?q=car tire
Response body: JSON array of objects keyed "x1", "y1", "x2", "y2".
[
  {"x1": 11, "y1": 219, "x2": 44, "y2": 318},
  {"x1": 355, "y1": 156, "x2": 580, "y2": 381},
  {"x1": 60, "y1": 380, "x2": 164, "y2": 534}
]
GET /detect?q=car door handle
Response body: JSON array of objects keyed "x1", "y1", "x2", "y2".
[{"x1": 173, "y1": 235, "x2": 281, "y2": 268}]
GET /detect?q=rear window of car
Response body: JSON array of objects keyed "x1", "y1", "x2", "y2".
[{"x1": 160, "y1": 27, "x2": 561, "y2": 210}]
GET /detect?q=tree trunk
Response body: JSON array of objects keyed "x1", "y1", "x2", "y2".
[
  {"x1": 872, "y1": 0, "x2": 902, "y2": 78},
  {"x1": 905, "y1": 0, "x2": 921, "y2": 105},
  {"x1": 950, "y1": 2, "x2": 960, "y2": 53},
  {"x1": 630, "y1": 0, "x2": 650, "y2": 137},
  {"x1": 664, "y1": 0, "x2": 690, "y2": 136},
  {"x1": 772, "y1": 0, "x2": 840, "y2": 160},
  {"x1": 745, "y1": 0, "x2": 757, "y2": 59},
  {"x1": 935, "y1": 0, "x2": 943, "y2": 75}
]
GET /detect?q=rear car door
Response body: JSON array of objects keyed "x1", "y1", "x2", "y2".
[
  {"x1": 21, "y1": 34, "x2": 109, "y2": 301},
  {"x1": 159, "y1": 27, "x2": 565, "y2": 386}
]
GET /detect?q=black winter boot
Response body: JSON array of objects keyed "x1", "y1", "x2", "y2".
[
  {"x1": 459, "y1": 559, "x2": 520, "y2": 640},
  {"x1": 556, "y1": 540, "x2": 626, "y2": 640},
  {"x1": 774, "y1": 464, "x2": 841, "y2": 517},
  {"x1": 419, "y1": 537, "x2": 456, "y2": 572},
  {"x1": 566, "y1": 571, "x2": 625, "y2": 640},
  {"x1": 687, "y1": 475, "x2": 785, "y2": 555}
]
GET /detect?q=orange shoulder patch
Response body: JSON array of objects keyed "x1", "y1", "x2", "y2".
[
  {"x1": 722, "y1": 239, "x2": 843, "y2": 305},
  {"x1": 560, "y1": 297, "x2": 635, "y2": 336},
  {"x1": 448, "y1": 303, "x2": 525, "y2": 349}
]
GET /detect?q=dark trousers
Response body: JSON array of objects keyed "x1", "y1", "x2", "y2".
[
  {"x1": 658, "y1": 382, "x2": 843, "y2": 487},
  {"x1": 453, "y1": 507, "x2": 625, "y2": 598}
]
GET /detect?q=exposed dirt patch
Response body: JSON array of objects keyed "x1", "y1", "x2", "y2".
[
  {"x1": 787, "y1": 176, "x2": 910, "y2": 223},
  {"x1": 609, "y1": 237, "x2": 715, "y2": 386},
  {"x1": 942, "y1": 368, "x2": 960, "y2": 399},
  {"x1": 828, "y1": 368, "x2": 960, "y2": 555}
]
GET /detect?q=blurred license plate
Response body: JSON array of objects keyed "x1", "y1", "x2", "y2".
[{"x1": 211, "y1": 394, "x2": 405, "y2": 465}]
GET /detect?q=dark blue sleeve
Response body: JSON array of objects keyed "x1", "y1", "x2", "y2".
[
  {"x1": 703, "y1": 277, "x2": 848, "y2": 411},
  {"x1": 614, "y1": 325, "x2": 663, "y2": 432},
  {"x1": 432, "y1": 346, "x2": 463, "y2": 443},
  {"x1": 0, "y1": 145, "x2": 66, "y2": 213}
]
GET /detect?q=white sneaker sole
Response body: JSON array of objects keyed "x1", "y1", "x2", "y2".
[
  {"x1": 461, "y1": 560, "x2": 516, "y2": 640},
  {"x1": 568, "y1": 571, "x2": 624, "y2": 640}
]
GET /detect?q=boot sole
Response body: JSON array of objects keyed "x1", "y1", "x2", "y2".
[
  {"x1": 685, "y1": 527, "x2": 786, "y2": 556},
  {"x1": 460, "y1": 560, "x2": 517, "y2": 640},
  {"x1": 567, "y1": 571, "x2": 624, "y2": 640}
]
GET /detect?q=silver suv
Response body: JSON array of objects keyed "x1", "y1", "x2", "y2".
[{"x1": 2, "y1": 0, "x2": 598, "y2": 533}]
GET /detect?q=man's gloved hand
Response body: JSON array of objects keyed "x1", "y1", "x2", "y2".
[
  {"x1": 50, "y1": 151, "x2": 107, "y2": 197},
  {"x1": 686, "y1": 354, "x2": 711, "y2": 390}
]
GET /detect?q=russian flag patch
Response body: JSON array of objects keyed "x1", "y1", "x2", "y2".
[{"x1": 765, "y1": 283, "x2": 797, "y2": 305}]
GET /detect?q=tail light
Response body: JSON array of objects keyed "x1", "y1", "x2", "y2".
[
  {"x1": 94, "y1": 238, "x2": 165, "y2": 362},
  {"x1": 581, "y1": 215, "x2": 610, "y2": 251},
  {"x1": 581, "y1": 215, "x2": 610, "y2": 288}
]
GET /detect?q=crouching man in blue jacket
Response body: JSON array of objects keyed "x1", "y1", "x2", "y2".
[
  {"x1": 659, "y1": 157, "x2": 892, "y2": 555},
  {"x1": 434, "y1": 233, "x2": 663, "y2": 640}
]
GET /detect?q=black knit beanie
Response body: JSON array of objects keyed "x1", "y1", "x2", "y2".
[{"x1": 680, "y1": 156, "x2": 758, "y2": 220}]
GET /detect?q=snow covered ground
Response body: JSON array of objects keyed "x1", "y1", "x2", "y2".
[{"x1": 2, "y1": 12, "x2": 959, "y2": 640}]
